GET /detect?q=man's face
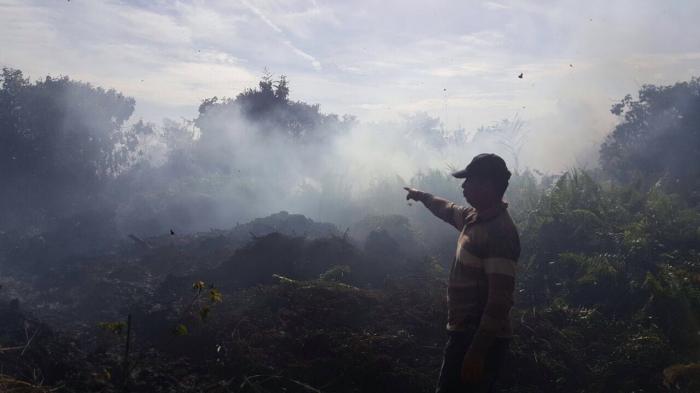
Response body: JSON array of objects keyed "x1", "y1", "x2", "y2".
[{"x1": 461, "y1": 177, "x2": 493, "y2": 207}]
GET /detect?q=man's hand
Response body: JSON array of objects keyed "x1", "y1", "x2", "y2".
[
  {"x1": 461, "y1": 352, "x2": 485, "y2": 384},
  {"x1": 403, "y1": 187, "x2": 425, "y2": 202}
]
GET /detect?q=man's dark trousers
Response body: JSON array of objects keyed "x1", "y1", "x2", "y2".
[{"x1": 435, "y1": 329, "x2": 509, "y2": 393}]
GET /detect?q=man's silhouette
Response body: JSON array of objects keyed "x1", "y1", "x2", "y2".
[{"x1": 404, "y1": 153, "x2": 519, "y2": 393}]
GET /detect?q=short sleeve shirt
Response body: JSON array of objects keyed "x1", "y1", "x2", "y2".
[{"x1": 443, "y1": 202, "x2": 520, "y2": 333}]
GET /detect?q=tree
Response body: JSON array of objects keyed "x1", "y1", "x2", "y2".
[
  {"x1": 274, "y1": 75, "x2": 289, "y2": 101},
  {"x1": 194, "y1": 72, "x2": 353, "y2": 145},
  {"x1": 402, "y1": 112, "x2": 447, "y2": 149},
  {"x1": 600, "y1": 78, "x2": 700, "y2": 202},
  {"x1": 0, "y1": 68, "x2": 139, "y2": 231}
]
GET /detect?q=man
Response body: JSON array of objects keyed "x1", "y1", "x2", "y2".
[{"x1": 403, "y1": 153, "x2": 519, "y2": 393}]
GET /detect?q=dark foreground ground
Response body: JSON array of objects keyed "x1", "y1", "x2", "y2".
[{"x1": 1, "y1": 206, "x2": 699, "y2": 393}]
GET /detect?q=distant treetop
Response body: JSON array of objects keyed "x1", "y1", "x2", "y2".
[
  {"x1": 195, "y1": 72, "x2": 355, "y2": 143},
  {"x1": 600, "y1": 77, "x2": 700, "y2": 202}
]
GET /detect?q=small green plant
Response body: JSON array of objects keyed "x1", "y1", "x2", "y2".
[
  {"x1": 172, "y1": 280, "x2": 224, "y2": 336},
  {"x1": 320, "y1": 265, "x2": 351, "y2": 282},
  {"x1": 97, "y1": 321, "x2": 126, "y2": 335},
  {"x1": 173, "y1": 324, "x2": 189, "y2": 336}
]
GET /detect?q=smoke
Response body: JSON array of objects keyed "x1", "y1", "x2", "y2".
[
  {"x1": 5, "y1": 1, "x2": 700, "y2": 178},
  {"x1": 102, "y1": 88, "x2": 543, "y2": 255},
  {"x1": 1, "y1": 61, "x2": 685, "y2": 260}
]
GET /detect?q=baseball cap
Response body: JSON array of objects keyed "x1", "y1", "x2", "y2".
[{"x1": 452, "y1": 153, "x2": 511, "y2": 181}]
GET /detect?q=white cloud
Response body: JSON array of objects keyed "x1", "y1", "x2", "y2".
[
  {"x1": 275, "y1": 3, "x2": 341, "y2": 38},
  {"x1": 240, "y1": 0, "x2": 322, "y2": 70},
  {"x1": 458, "y1": 31, "x2": 505, "y2": 47},
  {"x1": 240, "y1": 0, "x2": 283, "y2": 33},
  {"x1": 483, "y1": 2, "x2": 511, "y2": 11},
  {"x1": 428, "y1": 63, "x2": 495, "y2": 77},
  {"x1": 283, "y1": 40, "x2": 322, "y2": 71},
  {"x1": 3, "y1": 0, "x2": 700, "y2": 170},
  {"x1": 116, "y1": 6, "x2": 192, "y2": 46}
]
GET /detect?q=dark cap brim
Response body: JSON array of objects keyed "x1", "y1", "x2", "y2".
[{"x1": 451, "y1": 168, "x2": 469, "y2": 178}]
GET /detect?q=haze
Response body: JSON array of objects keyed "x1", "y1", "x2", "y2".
[{"x1": 3, "y1": 0, "x2": 700, "y2": 170}]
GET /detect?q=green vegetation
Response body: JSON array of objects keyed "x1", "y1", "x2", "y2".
[{"x1": 1, "y1": 70, "x2": 699, "y2": 391}]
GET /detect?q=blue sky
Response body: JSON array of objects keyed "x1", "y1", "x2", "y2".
[{"x1": 2, "y1": 0, "x2": 700, "y2": 168}]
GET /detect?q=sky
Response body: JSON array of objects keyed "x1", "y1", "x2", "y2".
[{"x1": 2, "y1": 0, "x2": 700, "y2": 170}]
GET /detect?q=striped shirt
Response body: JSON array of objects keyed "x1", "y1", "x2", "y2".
[{"x1": 421, "y1": 194, "x2": 520, "y2": 357}]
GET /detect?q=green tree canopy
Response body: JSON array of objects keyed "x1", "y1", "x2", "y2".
[
  {"x1": 0, "y1": 68, "x2": 140, "y2": 230},
  {"x1": 195, "y1": 73, "x2": 354, "y2": 145},
  {"x1": 600, "y1": 78, "x2": 700, "y2": 202}
]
